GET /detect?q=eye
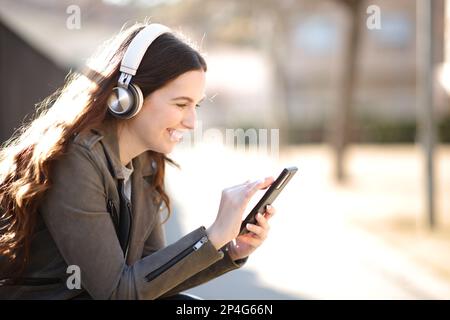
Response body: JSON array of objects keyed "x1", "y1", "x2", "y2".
[{"x1": 176, "y1": 103, "x2": 202, "y2": 108}]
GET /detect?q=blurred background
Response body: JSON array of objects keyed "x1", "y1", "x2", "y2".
[{"x1": 1, "y1": 0, "x2": 450, "y2": 299}]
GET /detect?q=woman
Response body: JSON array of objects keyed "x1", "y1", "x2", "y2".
[{"x1": 0, "y1": 22, "x2": 275, "y2": 300}]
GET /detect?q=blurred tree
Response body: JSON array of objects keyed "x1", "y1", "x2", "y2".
[
  {"x1": 328, "y1": 0, "x2": 362, "y2": 182},
  {"x1": 416, "y1": 0, "x2": 438, "y2": 229}
]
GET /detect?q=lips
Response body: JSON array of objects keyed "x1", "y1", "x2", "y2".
[{"x1": 167, "y1": 128, "x2": 185, "y2": 142}]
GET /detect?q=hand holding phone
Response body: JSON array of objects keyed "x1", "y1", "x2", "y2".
[{"x1": 239, "y1": 166, "x2": 298, "y2": 236}]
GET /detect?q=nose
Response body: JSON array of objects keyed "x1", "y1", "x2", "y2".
[{"x1": 181, "y1": 107, "x2": 196, "y2": 130}]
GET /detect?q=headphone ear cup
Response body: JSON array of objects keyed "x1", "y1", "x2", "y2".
[
  {"x1": 107, "y1": 84, "x2": 143, "y2": 119},
  {"x1": 107, "y1": 86, "x2": 135, "y2": 118},
  {"x1": 126, "y1": 83, "x2": 144, "y2": 118}
]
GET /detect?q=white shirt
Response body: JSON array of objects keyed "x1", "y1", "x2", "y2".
[{"x1": 121, "y1": 161, "x2": 133, "y2": 202}]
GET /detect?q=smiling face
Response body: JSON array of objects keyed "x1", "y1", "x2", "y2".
[{"x1": 120, "y1": 70, "x2": 206, "y2": 157}]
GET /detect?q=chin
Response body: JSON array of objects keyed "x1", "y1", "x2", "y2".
[{"x1": 153, "y1": 144, "x2": 175, "y2": 155}]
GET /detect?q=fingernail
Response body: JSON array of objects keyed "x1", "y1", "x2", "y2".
[
  {"x1": 246, "y1": 223, "x2": 251, "y2": 228},
  {"x1": 266, "y1": 204, "x2": 272, "y2": 210}
]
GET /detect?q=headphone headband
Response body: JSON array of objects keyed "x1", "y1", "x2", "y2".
[
  {"x1": 108, "y1": 23, "x2": 172, "y2": 119},
  {"x1": 120, "y1": 23, "x2": 172, "y2": 76}
]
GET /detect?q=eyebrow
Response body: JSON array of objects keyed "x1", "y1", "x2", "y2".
[{"x1": 171, "y1": 96, "x2": 206, "y2": 103}]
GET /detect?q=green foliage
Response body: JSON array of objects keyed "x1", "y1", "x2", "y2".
[{"x1": 284, "y1": 115, "x2": 450, "y2": 144}]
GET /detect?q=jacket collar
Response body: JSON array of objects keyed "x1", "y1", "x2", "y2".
[{"x1": 91, "y1": 119, "x2": 155, "y2": 179}]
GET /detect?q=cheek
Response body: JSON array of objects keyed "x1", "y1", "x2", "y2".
[
  {"x1": 132, "y1": 110, "x2": 172, "y2": 142},
  {"x1": 157, "y1": 107, "x2": 182, "y2": 128},
  {"x1": 134, "y1": 101, "x2": 182, "y2": 134},
  {"x1": 127, "y1": 112, "x2": 157, "y2": 141}
]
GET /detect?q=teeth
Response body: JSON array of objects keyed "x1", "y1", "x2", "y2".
[{"x1": 168, "y1": 129, "x2": 184, "y2": 142}]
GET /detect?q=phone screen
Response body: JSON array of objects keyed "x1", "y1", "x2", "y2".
[{"x1": 239, "y1": 166, "x2": 298, "y2": 235}]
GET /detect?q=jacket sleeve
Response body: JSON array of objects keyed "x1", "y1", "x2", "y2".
[
  {"x1": 160, "y1": 245, "x2": 248, "y2": 298},
  {"x1": 39, "y1": 142, "x2": 224, "y2": 300},
  {"x1": 142, "y1": 213, "x2": 248, "y2": 298}
]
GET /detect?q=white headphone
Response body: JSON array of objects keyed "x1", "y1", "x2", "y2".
[{"x1": 107, "y1": 23, "x2": 172, "y2": 119}]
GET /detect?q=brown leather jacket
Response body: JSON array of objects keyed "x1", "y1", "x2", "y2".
[{"x1": 0, "y1": 119, "x2": 246, "y2": 299}]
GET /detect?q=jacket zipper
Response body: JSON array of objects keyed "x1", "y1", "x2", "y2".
[
  {"x1": 106, "y1": 198, "x2": 132, "y2": 260},
  {"x1": 107, "y1": 199, "x2": 119, "y2": 234},
  {"x1": 144, "y1": 235, "x2": 208, "y2": 282},
  {"x1": 0, "y1": 277, "x2": 62, "y2": 286}
]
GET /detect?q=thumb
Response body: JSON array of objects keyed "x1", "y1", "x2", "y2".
[
  {"x1": 242, "y1": 176, "x2": 275, "y2": 206},
  {"x1": 249, "y1": 176, "x2": 274, "y2": 194},
  {"x1": 259, "y1": 176, "x2": 275, "y2": 190}
]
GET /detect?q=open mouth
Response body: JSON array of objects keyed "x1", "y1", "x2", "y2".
[{"x1": 167, "y1": 128, "x2": 184, "y2": 142}]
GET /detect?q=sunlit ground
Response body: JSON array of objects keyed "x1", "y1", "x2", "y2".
[{"x1": 165, "y1": 143, "x2": 450, "y2": 299}]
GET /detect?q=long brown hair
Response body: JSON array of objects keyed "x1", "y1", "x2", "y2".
[{"x1": 0, "y1": 22, "x2": 207, "y2": 278}]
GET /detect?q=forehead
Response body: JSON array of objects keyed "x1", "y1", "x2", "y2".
[{"x1": 162, "y1": 70, "x2": 206, "y2": 96}]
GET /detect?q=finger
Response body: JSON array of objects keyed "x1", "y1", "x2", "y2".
[
  {"x1": 238, "y1": 235, "x2": 262, "y2": 247},
  {"x1": 263, "y1": 204, "x2": 276, "y2": 220},
  {"x1": 246, "y1": 222, "x2": 267, "y2": 240},
  {"x1": 258, "y1": 176, "x2": 275, "y2": 189},
  {"x1": 246, "y1": 176, "x2": 274, "y2": 199},
  {"x1": 255, "y1": 212, "x2": 270, "y2": 231}
]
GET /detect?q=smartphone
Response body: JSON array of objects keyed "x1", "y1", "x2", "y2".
[{"x1": 239, "y1": 166, "x2": 298, "y2": 236}]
